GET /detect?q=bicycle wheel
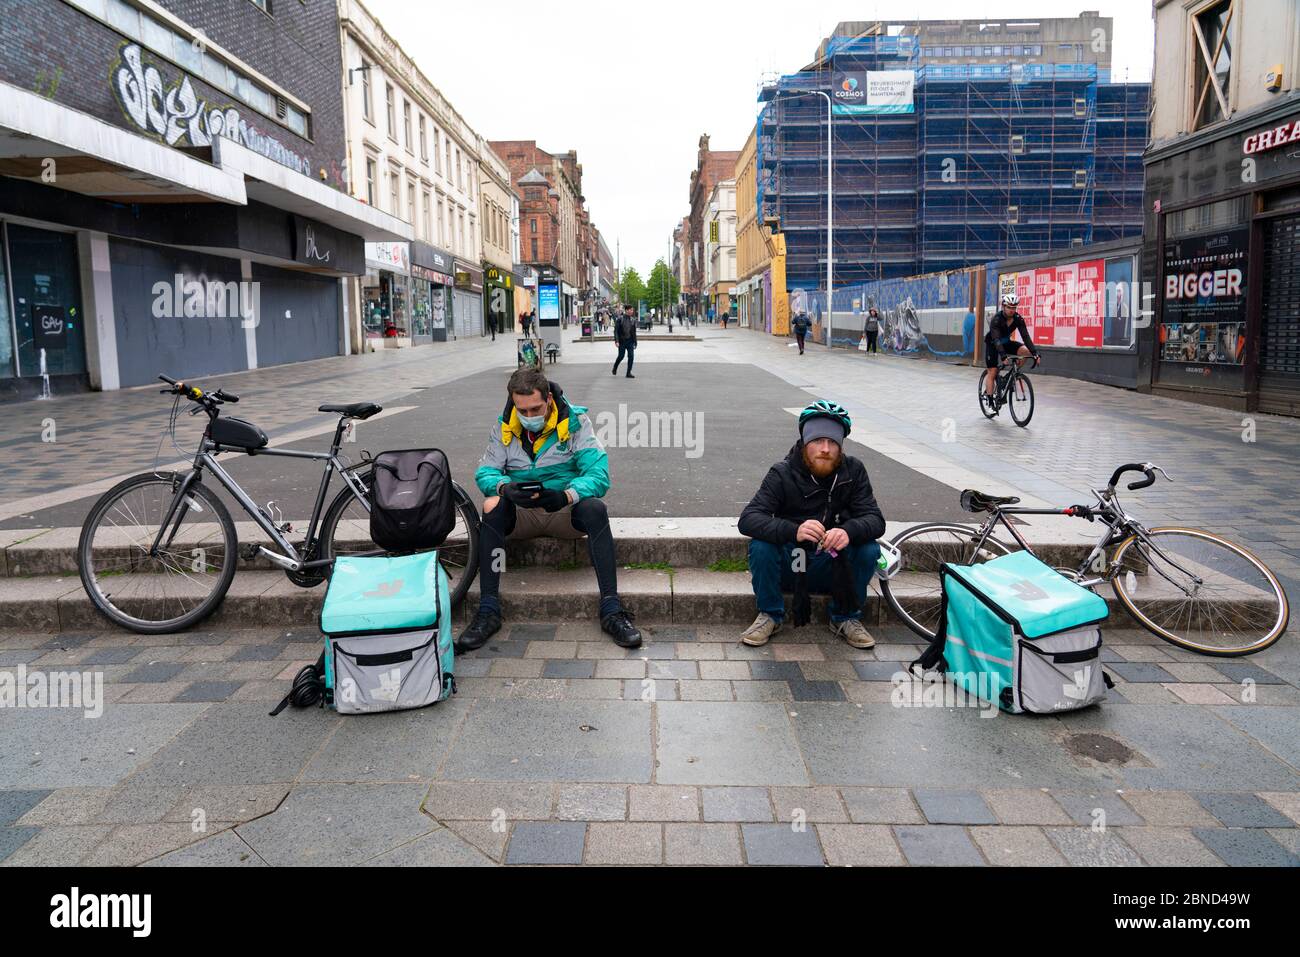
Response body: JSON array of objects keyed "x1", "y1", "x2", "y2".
[
  {"x1": 1110, "y1": 528, "x2": 1289, "y2": 656},
  {"x1": 1008, "y1": 372, "x2": 1034, "y2": 427},
  {"x1": 319, "y1": 471, "x2": 480, "y2": 609},
  {"x1": 77, "y1": 472, "x2": 237, "y2": 634},
  {"x1": 880, "y1": 522, "x2": 1014, "y2": 640},
  {"x1": 977, "y1": 373, "x2": 997, "y2": 419}
]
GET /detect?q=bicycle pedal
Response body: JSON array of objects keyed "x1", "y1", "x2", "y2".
[
  {"x1": 278, "y1": 522, "x2": 293, "y2": 534},
  {"x1": 238, "y1": 543, "x2": 260, "y2": 561}
]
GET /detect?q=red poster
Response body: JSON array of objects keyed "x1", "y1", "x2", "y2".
[
  {"x1": 1076, "y1": 259, "x2": 1104, "y2": 348},
  {"x1": 1054, "y1": 262, "x2": 1078, "y2": 347},
  {"x1": 1014, "y1": 272, "x2": 1036, "y2": 344},
  {"x1": 1032, "y1": 267, "x2": 1057, "y2": 346}
]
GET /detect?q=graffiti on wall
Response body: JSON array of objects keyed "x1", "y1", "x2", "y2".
[
  {"x1": 111, "y1": 43, "x2": 311, "y2": 176},
  {"x1": 877, "y1": 296, "x2": 925, "y2": 354}
]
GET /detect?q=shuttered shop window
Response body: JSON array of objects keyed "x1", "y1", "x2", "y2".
[{"x1": 1260, "y1": 214, "x2": 1300, "y2": 410}]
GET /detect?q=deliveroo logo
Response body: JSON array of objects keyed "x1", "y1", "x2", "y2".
[
  {"x1": 1062, "y1": 666, "x2": 1093, "y2": 702},
  {"x1": 372, "y1": 668, "x2": 403, "y2": 702},
  {"x1": 363, "y1": 579, "x2": 404, "y2": 599},
  {"x1": 1009, "y1": 579, "x2": 1051, "y2": 602}
]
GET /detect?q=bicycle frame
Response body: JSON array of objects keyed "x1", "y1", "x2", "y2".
[{"x1": 152, "y1": 414, "x2": 370, "y2": 574}]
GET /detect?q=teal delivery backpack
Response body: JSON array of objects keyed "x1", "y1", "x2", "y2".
[
  {"x1": 910, "y1": 551, "x2": 1111, "y2": 714},
  {"x1": 271, "y1": 552, "x2": 455, "y2": 716}
]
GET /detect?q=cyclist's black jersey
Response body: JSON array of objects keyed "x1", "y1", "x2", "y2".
[{"x1": 985, "y1": 312, "x2": 1037, "y2": 354}]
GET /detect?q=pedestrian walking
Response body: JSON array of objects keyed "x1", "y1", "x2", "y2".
[
  {"x1": 864, "y1": 307, "x2": 880, "y2": 354},
  {"x1": 612, "y1": 304, "x2": 637, "y2": 378},
  {"x1": 792, "y1": 310, "x2": 811, "y2": 354}
]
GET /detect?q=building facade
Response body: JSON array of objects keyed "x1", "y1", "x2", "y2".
[
  {"x1": 685, "y1": 135, "x2": 741, "y2": 317},
  {"x1": 758, "y1": 12, "x2": 1148, "y2": 330},
  {"x1": 705, "y1": 179, "x2": 737, "y2": 318},
  {"x1": 735, "y1": 124, "x2": 790, "y2": 333},
  {"x1": 0, "y1": 0, "x2": 411, "y2": 400},
  {"x1": 479, "y1": 140, "x2": 517, "y2": 336},
  {"x1": 1144, "y1": 0, "x2": 1300, "y2": 415},
  {"x1": 339, "y1": 0, "x2": 483, "y2": 346}
]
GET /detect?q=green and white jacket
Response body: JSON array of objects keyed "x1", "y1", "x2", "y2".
[{"x1": 474, "y1": 382, "x2": 610, "y2": 501}]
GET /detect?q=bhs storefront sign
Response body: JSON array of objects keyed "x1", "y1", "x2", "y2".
[{"x1": 111, "y1": 43, "x2": 310, "y2": 176}]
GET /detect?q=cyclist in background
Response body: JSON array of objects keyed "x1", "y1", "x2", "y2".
[{"x1": 984, "y1": 293, "x2": 1040, "y2": 401}]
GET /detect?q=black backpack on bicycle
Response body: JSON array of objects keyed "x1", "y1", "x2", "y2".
[{"x1": 369, "y1": 449, "x2": 456, "y2": 551}]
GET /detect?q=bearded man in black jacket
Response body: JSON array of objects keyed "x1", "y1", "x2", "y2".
[{"x1": 736, "y1": 401, "x2": 885, "y2": 648}]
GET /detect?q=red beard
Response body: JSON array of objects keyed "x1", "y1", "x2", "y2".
[{"x1": 803, "y1": 444, "x2": 841, "y2": 478}]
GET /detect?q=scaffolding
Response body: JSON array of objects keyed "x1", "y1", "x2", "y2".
[{"x1": 757, "y1": 36, "x2": 1148, "y2": 293}]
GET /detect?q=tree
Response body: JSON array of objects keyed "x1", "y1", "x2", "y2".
[
  {"x1": 644, "y1": 259, "x2": 681, "y2": 313},
  {"x1": 617, "y1": 267, "x2": 647, "y2": 309}
]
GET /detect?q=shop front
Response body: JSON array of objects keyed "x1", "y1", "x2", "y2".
[
  {"x1": 1146, "y1": 104, "x2": 1300, "y2": 414},
  {"x1": 363, "y1": 242, "x2": 411, "y2": 345},
  {"x1": 484, "y1": 266, "x2": 517, "y2": 338},
  {"x1": 452, "y1": 260, "x2": 484, "y2": 339},
  {"x1": 411, "y1": 242, "x2": 454, "y2": 344}
]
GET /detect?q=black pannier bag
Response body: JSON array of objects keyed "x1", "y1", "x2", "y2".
[{"x1": 369, "y1": 449, "x2": 455, "y2": 551}]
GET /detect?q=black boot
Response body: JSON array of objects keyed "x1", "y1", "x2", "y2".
[
  {"x1": 456, "y1": 609, "x2": 502, "y2": 652},
  {"x1": 601, "y1": 607, "x2": 642, "y2": 648}
]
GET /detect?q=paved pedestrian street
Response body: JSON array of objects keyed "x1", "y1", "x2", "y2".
[{"x1": 1, "y1": 328, "x2": 1297, "y2": 866}]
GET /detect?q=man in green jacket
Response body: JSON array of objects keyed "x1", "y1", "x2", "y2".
[{"x1": 458, "y1": 367, "x2": 642, "y2": 651}]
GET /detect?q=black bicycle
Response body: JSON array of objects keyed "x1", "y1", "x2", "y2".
[
  {"x1": 879, "y1": 463, "x2": 1289, "y2": 657},
  {"x1": 77, "y1": 375, "x2": 479, "y2": 634},
  {"x1": 979, "y1": 353, "x2": 1037, "y2": 427}
]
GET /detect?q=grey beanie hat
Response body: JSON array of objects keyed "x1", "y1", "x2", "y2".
[{"x1": 800, "y1": 416, "x2": 846, "y2": 446}]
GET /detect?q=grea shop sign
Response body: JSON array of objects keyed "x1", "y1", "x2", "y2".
[{"x1": 1243, "y1": 116, "x2": 1300, "y2": 155}]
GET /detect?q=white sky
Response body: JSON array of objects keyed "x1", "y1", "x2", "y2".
[{"x1": 363, "y1": 0, "x2": 1154, "y2": 275}]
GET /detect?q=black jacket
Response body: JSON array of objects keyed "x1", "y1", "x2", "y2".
[
  {"x1": 738, "y1": 442, "x2": 886, "y2": 547},
  {"x1": 615, "y1": 314, "x2": 638, "y2": 344},
  {"x1": 985, "y1": 311, "x2": 1037, "y2": 354}
]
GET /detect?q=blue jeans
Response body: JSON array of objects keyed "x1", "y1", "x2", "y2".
[{"x1": 748, "y1": 539, "x2": 880, "y2": 623}]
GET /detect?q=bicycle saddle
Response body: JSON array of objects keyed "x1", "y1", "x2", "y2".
[
  {"x1": 960, "y1": 489, "x2": 1021, "y2": 513},
  {"x1": 319, "y1": 403, "x2": 382, "y2": 419}
]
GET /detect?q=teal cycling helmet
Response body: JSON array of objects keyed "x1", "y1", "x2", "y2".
[{"x1": 798, "y1": 400, "x2": 852, "y2": 440}]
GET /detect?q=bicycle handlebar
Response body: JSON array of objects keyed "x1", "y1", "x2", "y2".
[
  {"x1": 1108, "y1": 462, "x2": 1159, "y2": 491},
  {"x1": 157, "y1": 375, "x2": 237, "y2": 404}
]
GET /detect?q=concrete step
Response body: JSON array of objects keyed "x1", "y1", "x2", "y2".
[
  {"x1": 3, "y1": 518, "x2": 1104, "y2": 577},
  {"x1": 3, "y1": 562, "x2": 1272, "y2": 635}
]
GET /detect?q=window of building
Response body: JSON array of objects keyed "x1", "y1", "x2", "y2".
[
  {"x1": 423, "y1": 189, "x2": 432, "y2": 242},
  {"x1": 408, "y1": 179, "x2": 417, "y2": 225},
  {"x1": 530, "y1": 218, "x2": 537, "y2": 234},
  {"x1": 360, "y1": 59, "x2": 372, "y2": 121},
  {"x1": 1191, "y1": 0, "x2": 1234, "y2": 130},
  {"x1": 385, "y1": 84, "x2": 396, "y2": 140},
  {"x1": 436, "y1": 197, "x2": 445, "y2": 245},
  {"x1": 456, "y1": 149, "x2": 463, "y2": 190},
  {"x1": 418, "y1": 114, "x2": 427, "y2": 161},
  {"x1": 434, "y1": 129, "x2": 442, "y2": 174},
  {"x1": 458, "y1": 212, "x2": 465, "y2": 254},
  {"x1": 445, "y1": 140, "x2": 452, "y2": 181},
  {"x1": 389, "y1": 166, "x2": 400, "y2": 215},
  {"x1": 469, "y1": 219, "x2": 476, "y2": 257},
  {"x1": 403, "y1": 101, "x2": 412, "y2": 153},
  {"x1": 365, "y1": 156, "x2": 377, "y2": 206},
  {"x1": 531, "y1": 237, "x2": 538, "y2": 260}
]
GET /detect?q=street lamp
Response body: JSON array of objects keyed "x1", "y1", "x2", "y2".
[{"x1": 768, "y1": 88, "x2": 833, "y2": 346}]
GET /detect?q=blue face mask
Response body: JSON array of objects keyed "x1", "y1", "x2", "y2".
[{"x1": 519, "y1": 412, "x2": 547, "y2": 432}]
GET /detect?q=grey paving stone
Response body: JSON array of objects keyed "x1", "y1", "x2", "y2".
[
  {"x1": 623, "y1": 678, "x2": 678, "y2": 701},
  {"x1": 741, "y1": 823, "x2": 825, "y2": 866},
  {"x1": 0, "y1": 824, "x2": 112, "y2": 867},
  {"x1": 509, "y1": 624, "x2": 558, "y2": 642},
  {"x1": 236, "y1": 783, "x2": 433, "y2": 866},
  {"x1": 1044, "y1": 827, "x2": 1145, "y2": 866},
  {"x1": 650, "y1": 627, "x2": 697, "y2": 642},
  {"x1": 969, "y1": 826, "x2": 1066, "y2": 866},
  {"x1": 302, "y1": 703, "x2": 467, "y2": 783},
  {"x1": 143, "y1": 829, "x2": 265, "y2": 867},
  {"x1": 0, "y1": 826, "x2": 42, "y2": 863},
  {"x1": 789, "y1": 679, "x2": 847, "y2": 702},
  {"x1": 542, "y1": 660, "x2": 596, "y2": 679},
  {"x1": 422, "y1": 782, "x2": 554, "y2": 821},
  {"x1": 629, "y1": 786, "x2": 699, "y2": 822},
  {"x1": 647, "y1": 660, "x2": 699, "y2": 680},
  {"x1": 1194, "y1": 792, "x2": 1295, "y2": 828},
  {"x1": 702, "y1": 786, "x2": 773, "y2": 822},
  {"x1": 1108, "y1": 662, "x2": 1176, "y2": 683},
  {"x1": 731, "y1": 680, "x2": 794, "y2": 701},
  {"x1": 0, "y1": 704, "x2": 209, "y2": 788},
  {"x1": 162, "y1": 785, "x2": 290, "y2": 824},
  {"x1": 505, "y1": 821, "x2": 586, "y2": 865},
  {"x1": 895, "y1": 825, "x2": 986, "y2": 866},
  {"x1": 438, "y1": 699, "x2": 652, "y2": 783},
  {"x1": 121, "y1": 702, "x2": 337, "y2": 788},
  {"x1": 817, "y1": 824, "x2": 905, "y2": 866},
  {"x1": 657, "y1": 702, "x2": 809, "y2": 786},
  {"x1": 365, "y1": 827, "x2": 496, "y2": 866},
  {"x1": 444, "y1": 821, "x2": 508, "y2": 862},
  {"x1": 228, "y1": 644, "x2": 285, "y2": 662},
  {"x1": 841, "y1": 787, "x2": 925, "y2": 824},
  {"x1": 173, "y1": 680, "x2": 244, "y2": 703},
  {"x1": 584, "y1": 822, "x2": 662, "y2": 864},
  {"x1": 637, "y1": 642, "x2": 678, "y2": 660},
  {"x1": 82, "y1": 823, "x2": 214, "y2": 866},
  {"x1": 853, "y1": 660, "x2": 910, "y2": 681},
  {"x1": 81, "y1": 647, "x2": 142, "y2": 665},
  {"x1": 748, "y1": 661, "x2": 803, "y2": 680},
  {"x1": 476, "y1": 641, "x2": 527, "y2": 659},
  {"x1": 1116, "y1": 827, "x2": 1224, "y2": 866},
  {"x1": 0, "y1": 789, "x2": 53, "y2": 825},
  {"x1": 794, "y1": 704, "x2": 1098, "y2": 788},
  {"x1": 121, "y1": 661, "x2": 187, "y2": 683},
  {"x1": 1059, "y1": 705, "x2": 1300, "y2": 791},
  {"x1": 1258, "y1": 792, "x2": 1300, "y2": 825},
  {"x1": 1214, "y1": 706, "x2": 1300, "y2": 769},
  {"x1": 981, "y1": 788, "x2": 1074, "y2": 826},
  {"x1": 1052, "y1": 791, "x2": 1145, "y2": 827},
  {"x1": 665, "y1": 823, "x2": 744, "y2": 865},
  {"x1": 1118, "y1": 790, "x2": 1221, "y2": 827},
  {"x1": 92, "y1": 784, "x2": 184, "y2": 824},
  {"x1": 914, "y1": 789, "x2": 998, "y2": 825},
  {"x1": 1211, "y1": 662, "x2": 1285, "y2": 685},
  {"x1": 1192, "y1": 828, "x2": 1299, "y2": 866},
  {"x1": 555, "y1": 784, "x2": 626, "y2": 822},
  {"x1": 679, "y1": 679, "x2": 733, "y2": 701},
  {"x1": 451, "y1": 657, "x2": 491, "y2": 678},
  {"x1": 770, "y1": 786, "x2": 849, "y2": 823}
]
